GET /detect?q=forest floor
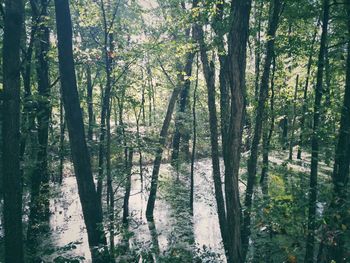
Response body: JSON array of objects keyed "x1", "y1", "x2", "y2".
[{"x1": 1, "y1": 149, "x2": 333, "y2": 262}]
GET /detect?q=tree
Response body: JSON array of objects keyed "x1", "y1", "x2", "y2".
[
  {"x1": 1, "y1": 0, "x2": 25, "y2": 261},
  {"x1": 304, "y1": 0, "x2": 330, "y2": 261},
  {"x1": 54, "y1": 0, "x2": 108, "y2": 261},
  {"x1": 318, "y1": 1, "x2": 350, "y2": 261},
  {"x1": 27, "y1": 0, "x2": 52, "y2": 250},
  {"x1": 242, "y1": 0, "x2": 283, "y2": 257}
]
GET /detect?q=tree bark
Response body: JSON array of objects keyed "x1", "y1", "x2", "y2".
[
  {"x1": 242, "y1": 0, "x2": 282, "y2": 258},
  {"x1": 27, "y1": 0, "x2": 52, "y2": 253},
  {"x1": 192, "y1": 5, "x2": 229, "y2": 259},
  {"x1": 318, "y1": 1, "x2": 350, "y2": 262},
  {"x1": 304, "y1": 0, "x2": 329, "y2": 261},
  {"x1": 54, "y1": 1, "x2": 108, "y2": 261},
  {"x1": 1, "y1": 0, "x2": 24, "y2": 261}
]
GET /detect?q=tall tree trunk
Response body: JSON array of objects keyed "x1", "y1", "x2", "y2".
[
  {"x1": 19, "y1": 15, "x2": 36, "y2": 173},
  {"x1": 260, "y1": 55, "x2": 276, "y2": 195},
  {"x1": 27, "y1": 0, "x2": 52, "y2": 253},
  {"x1": 304, "y1": 0, "x2": 329, "y2": 261},
  {"x1": 145, "y1": 77, "x2": 182, "y2": 220},
  {"x1": 225, "y1": 0, "x2": 253, "y2": 260},
  {"x1": 190, "y1": 55, "x2": 199, "y2": 214},
  {"x1": 242, "y1": 0, "x2": 282, "y2": 258},
  {"x1": 318, "y1": 1, "x2": 350, "y2": 262},
  {"x1": 87, "y1": 65, "x2": 94, "y2": 142},
  {"x1": 193, "y1": 5, "x2": 229, "y2": 259},
  {"x1": 297, "y1": 31, "x2": 317, "y2": 160},
  {"x1": 123, "y1": 147, "x2": 134, "y2": 223},
  {"x1": 105, "y1": 98, "x2": 115, "y2": 260},
  {"x1": 171, "y1": 51, "x2": 195, "y2": 164},
  {"x1": 54, "y1": 1, "x2": 108, "y2": 261},
  {"x1": 59, "y1": 88, "x2": 65, "y2": 184},
  {"x1": 289, "y1": 74, "x2": 299, "y2": 160},
  {"x1": 1, "y1": 0, "x2": 24, "y2": 261},
  {"x1": 254, "y1": 0, "x2": 264, "y2": 102},
  {"x1": 97, "y1": 2, "x2": 114, "y2": 202}
]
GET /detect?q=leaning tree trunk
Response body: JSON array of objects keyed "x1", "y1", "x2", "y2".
[
  {"x1": 54, "y1": 1, "x2": 108, "y2": 261},
  {"x1": 145, "y1": 69, "x2": 182, "y2": 220},
  {"x1": 1, "y1": 0, "x2": 24, "y2": 261},
  {"x1": 304, "y1": 0, "x2": 329, "y2": 261},
  {"x1": 242, "y1": 0, "x2": 282, "y2": 258}
]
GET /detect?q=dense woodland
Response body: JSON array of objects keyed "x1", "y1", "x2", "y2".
[{"x1": 0, "y1": 0, "x2": 350, "y2": 262}]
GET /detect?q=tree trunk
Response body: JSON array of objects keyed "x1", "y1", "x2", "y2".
[
  {"x1": 304, "y1": 0, "x2": 329, "y2": 261},
  {"x1": 87, "y1": 65, "x2": 94, "y2": 142},
  {"x1": 242, "y1": 0, "x2": 282, "y2": 258},
  {"x1": 59, "y1": 88, "x2": 65, "y2": 184},
  {"x1": 318, "y1": 1, "x2": 350, "y2": 262},
  {"x1": 145, "y1": 80, "x2": 182, "y2": 220},
  {"x1": 1, "y1": 0, "x2": 24, "y2": 261},
  {"x1": 27, "y1": 0, "x2": 52, "y2": 253},
  {"x1": 260, "y1": 55, "x2": 276, "y2": 195},
  {"x1": 123, "y1": 148, "x2": 134, "y2": 223},
  {"x1": 97, "y1": 3, "x2": 114, "y2": 202},
  {"x1": 171, "y1": 51, "x2": 195, "y2": 164},
  {"x1": 254, "y1": 0, "x2": 264, "y2": 102},
  {"x1": 190, "y1": 55, "x2": 199, "y2": 214},
  {"x1": 297, "y1": 24, "x2": 318, "y2": 160},
  {"x1": 193, "y1": 6, "x2": 229, "y2": 259},
  {"x1": 54, "y1": 1, "x2": 108, "y2": 261},
  {"x1": 289, "y1": 74, "x2": 299, "y2": 160}
]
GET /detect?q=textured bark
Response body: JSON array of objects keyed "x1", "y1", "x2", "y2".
[
  {"x1": 304, "y1": 0, "x2": 329, "y2": 261},
  {"x1": 1, "y1": 0, "x2": 24, "y2": 261},
  {"x1": 225, "y1": 1, "x2": 252, "y2": 261},
  {"x1": 54, "y1": 1, "x2": 108, "y2": 261},
  {"x1": 242, "y1": 0, "x2": 282, "y2": 258}
]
